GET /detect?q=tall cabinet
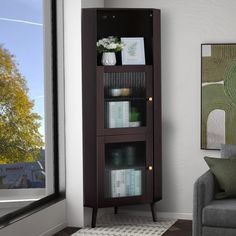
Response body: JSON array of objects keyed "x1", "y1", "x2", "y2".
[{"x1": 82, "y1": 8, "x2": 161, "y2": 227}]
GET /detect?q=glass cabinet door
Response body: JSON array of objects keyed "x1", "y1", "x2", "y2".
[
  {"x1": 97, "y1": 134, "x2": 153, "y2": 206},
  {"x1": 105, "y1": 141, "x2": 145, "y2": 198},
  {"x1": 97, "y1": 66, "x2": 153, "y2": 135}
]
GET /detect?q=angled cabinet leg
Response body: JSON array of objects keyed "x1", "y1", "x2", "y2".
[
  {"x1": 114, "y1": 206, "x2": 118, "y2": 214},
  {"x1": 91, "y1": 207, "x2": 98, "y2": 228},
  {"x1": 150, "y1": 203, "x2": 157, "y2": 222}
]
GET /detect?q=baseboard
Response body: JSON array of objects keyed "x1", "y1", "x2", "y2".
[
  {"x1": 39, "y1": 222, "x2": 67, "y2": 236},
  {"x1": 157, "y1": 212, "x2": 192, "y2": 220},
  {"x1": 120, "y1": 209, "x2": 193, "y2": 220}
]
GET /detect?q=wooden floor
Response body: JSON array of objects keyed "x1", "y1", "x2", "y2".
[
  {"x1": 53, "y1": 227, "x2": 79, "y2": 236},
  {"x1": 163, "y1": 220, "x2": 192, "y2": 236},
  {"x1": 54, "y1": 220, "x2": 192, "y2": 236}
]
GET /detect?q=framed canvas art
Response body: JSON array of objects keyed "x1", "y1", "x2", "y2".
[
  {"x1": 201, "y1": 44, "x2": 236, "y2": 150},
  {"x1": 121, "y1": 37, "x2": 145, "y2": 65}
]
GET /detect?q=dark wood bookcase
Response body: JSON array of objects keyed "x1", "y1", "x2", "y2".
[{"x1": 82, "y1": 8, "x2": 161, "y2": 227}]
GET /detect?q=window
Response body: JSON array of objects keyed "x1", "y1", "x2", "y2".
[{"x1": 0, "y1": 0, "x2": 64, "y2": 225}]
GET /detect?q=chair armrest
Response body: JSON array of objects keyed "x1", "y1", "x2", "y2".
[{"x1": 193, "y1": 170, "x2": 215, "y2": 236}]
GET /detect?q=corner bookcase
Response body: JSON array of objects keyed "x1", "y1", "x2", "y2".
[{"x1": 82, "y1": 8, "x2": 161, "y2": 227}]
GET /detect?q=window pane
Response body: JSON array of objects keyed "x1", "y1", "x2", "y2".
[{"x1": 0, "y1": 0, "x2": 56, "y2": 215}]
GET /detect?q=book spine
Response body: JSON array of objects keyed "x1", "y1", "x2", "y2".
[
  {"x1": 123, "y1": 101, "x2": 130, "y2": 128},
  {"x1": 116, "y1": 102, "x2": 123, "y2": 128},
  {"x1": 130, "y1": 169, "x2": 135, "y2": 196},
  {"x1": 134, "y1": 170, "x2": 142, "y2": 196},
  {"x1": 108, "y1": 102, "x2": 116, "y2": 128},
  {"x1": 111, "y1": 170, "x2": 116, "y2": 197},
  {"x1": 125, "y1": 169, "x2": 131, "y2": 196}
]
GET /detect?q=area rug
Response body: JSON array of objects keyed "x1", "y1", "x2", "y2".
[{"x1": 72, "y1": 213, "x2": 176, "y2": 236}]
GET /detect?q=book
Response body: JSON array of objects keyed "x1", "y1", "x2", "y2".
[
  {"x1": 111, "y1": 169, "x2": 126, "y2": 197},
  {"x1": 134, "y1": 170, "x2": 142, "y2": 196},
  {"x1": 110, "y1": 169, "x2": 142, "y2": 198},
  {"x1": 107, "y1": 102, "x2": 130, "y2": 128}
]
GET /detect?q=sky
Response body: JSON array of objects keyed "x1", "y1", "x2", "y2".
[{"x1": 0, "y1": 0, "x2": 45, "y2": 137}]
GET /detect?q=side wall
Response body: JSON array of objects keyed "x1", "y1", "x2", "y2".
[
  {"x1": 65, "y1": 0, "x2": 104, "y2": 227},
  {"x1": 104, "y1": 0, "x2": 236, "y2": 218},
  {"x1": 82, "y1": 0, "x2": 104, "y2": 8},
  {"x1": 0, "y1": 201, "x2": 66, "y2": 236},
  {"x1": 64, "y1": 0, "x2": 84, "y2": 227}
]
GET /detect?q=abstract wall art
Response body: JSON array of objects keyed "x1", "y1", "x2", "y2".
[{"x1": 201, "y1": 44, "x2": 236, "y2": 149}]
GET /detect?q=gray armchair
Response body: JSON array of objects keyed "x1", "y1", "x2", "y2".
[{"x1": 193, "y1": 170, "x2": 236, "y2": 236}]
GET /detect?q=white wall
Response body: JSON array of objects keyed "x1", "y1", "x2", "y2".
[
  {"x1": 0, "y1": 201, "x2": 66, "y2": 236},
  {"x1": 59, "y1": 0, "x2": 104, "y2": 228},
  {"x1": 104, "y1": 0, "x2": 236, "y2": 218},
  {"x1": 64, "y1": 0, "x2": 84, "y2": 227},
  {"x1": 82, "y1": 0, "x2": 104, "y2": 8}
]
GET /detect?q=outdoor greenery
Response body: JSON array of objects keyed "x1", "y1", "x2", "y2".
[{"x1": 0, "y1": 46, "x2": 44, "y2": 164}]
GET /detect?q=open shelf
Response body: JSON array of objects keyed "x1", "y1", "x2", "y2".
[
  {"x1": 97, "y1": 65, "x2": 152, "y2": 72},
  {"x1": 97, "y1": 10, "x2": 153, "y2": 66}
]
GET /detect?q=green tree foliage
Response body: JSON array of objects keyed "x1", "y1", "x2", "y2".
[{"x1": 0, "y1": 46, "x2": 44, "y2": 164}]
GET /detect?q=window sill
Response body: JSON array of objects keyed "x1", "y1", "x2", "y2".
[{"x1": 0, "y1": 193, "x2": 65, "y2": 229}]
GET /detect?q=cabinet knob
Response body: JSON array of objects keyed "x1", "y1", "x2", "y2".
[
  {"x1": 148, "y1": 97, "x2": 153, "y2": 102},
  {"x1": 148, "y1": 165, "x2": 153, "y2": 171}
]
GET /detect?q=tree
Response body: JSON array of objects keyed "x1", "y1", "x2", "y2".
[{"x1": 0, "y1": 46, "x2": 44, "y2": 164}]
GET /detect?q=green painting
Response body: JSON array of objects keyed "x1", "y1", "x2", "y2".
[{"x1": 201, "y1": 44, "x2": 236, "y2": 149}]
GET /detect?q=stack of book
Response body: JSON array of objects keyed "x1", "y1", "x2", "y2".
[
  {"x1": 109, "y1": 169, "x2": 142, "y2": 198},
  {"x1": 106, "y1": 101, "x2": 130, "y2": 128}
]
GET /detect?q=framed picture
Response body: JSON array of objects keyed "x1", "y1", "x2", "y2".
[
  {"x1": 121, "y1": 37, "x2": 146, "y2": 65},
  {"x1": 201, "y1": 44, "x2": 236, "y2": 150}
]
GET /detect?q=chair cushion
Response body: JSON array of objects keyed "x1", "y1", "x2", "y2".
[{"x1": 202, "y1": 199, "x2": 236, "y2": 228}]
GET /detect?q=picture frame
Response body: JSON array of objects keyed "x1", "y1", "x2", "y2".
[
  {"x1": 121, "y1": 37, "x2": 146, "y2": 65},
  {"x1": 201, "y1": 43, "x2": 236, "y2": 150}
]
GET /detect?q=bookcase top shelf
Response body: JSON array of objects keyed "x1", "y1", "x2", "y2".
[{"x1": 97, "y1": 65, "x2": 152, "y2": 73}]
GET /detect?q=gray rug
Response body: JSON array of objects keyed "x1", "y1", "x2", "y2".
[{"x1": 73, "y1": 213, "x2": 176, "y2": 236}]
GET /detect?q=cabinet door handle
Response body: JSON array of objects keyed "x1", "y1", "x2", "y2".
[
  {"x1": 147, "y1": 165, "x2": 153, "y2": 171},
  {"x1": 147, "y1": 97, "x2": 153, "y2": 102}
]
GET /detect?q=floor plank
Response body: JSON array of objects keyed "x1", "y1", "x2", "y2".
[
  {"x1": 163, "y1": 220, "x2": 192, "y2": 236},
  {"x1": 53, "y1": 227, "x2": 80, "y2": 236}
]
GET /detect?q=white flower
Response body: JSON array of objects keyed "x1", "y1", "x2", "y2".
[
  {"x1": 96, "y1": 36, "x2": 123, "y2": 53},
  {"x1": 107, "y1": 43, "x2": 117, "y2": 50}
]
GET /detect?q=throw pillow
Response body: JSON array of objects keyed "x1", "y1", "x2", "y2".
[
  {"x1": 230, "y1": 155, "x2": 236, "y2": 160},
  {"x1": 221, "y1": 144, "x2": 236, "y2": 159},
  {"x1": 204, "y1": 156, "x2": 236, "y2": 199}
]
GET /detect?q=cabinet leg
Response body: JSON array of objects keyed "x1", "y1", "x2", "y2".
[
  {"x1": 91, "y1": 208, "x2": 98, "y2": 228},
  {"x1": 150, "y1": 203, "x2": 157, "y2": 222},
  {"x1": 114, "y1": 206, "x2": 118, "y2": 214}
]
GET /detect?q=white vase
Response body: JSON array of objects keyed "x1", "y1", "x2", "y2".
[{"x1": 102, "y1": 52, "x2": 116, "y2": 66}]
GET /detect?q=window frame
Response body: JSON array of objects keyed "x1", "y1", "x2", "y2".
[{"x1": 0, "y1": 0, "x2": 65, "y2": 228}]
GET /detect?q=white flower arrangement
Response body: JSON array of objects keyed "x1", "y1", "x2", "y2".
[{"x1": 97, "y1": 36, "x2": 124, "y2": 53}]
